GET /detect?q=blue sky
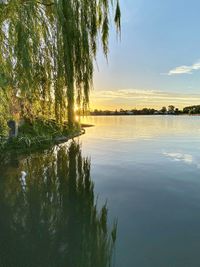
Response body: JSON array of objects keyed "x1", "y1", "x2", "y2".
[{"x1": 91, "y1": 0, "x2": 200, "y2": 109}]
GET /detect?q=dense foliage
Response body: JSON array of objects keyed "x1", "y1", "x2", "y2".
[
  {"x1": 0, "y1": 0, "x2": 121, "y2": 127},
  {"x1": 183, "y1": 105, "x2": 200, "y2": 114}
]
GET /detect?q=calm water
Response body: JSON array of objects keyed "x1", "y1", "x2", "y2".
[{"x1": 1, "y1": 115, "x2": 200, "y2": 266}]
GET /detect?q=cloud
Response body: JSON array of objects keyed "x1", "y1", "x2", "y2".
[
  {"x1": 167, "y1": 61, "x2": 200, "y2": 76},
  {"x1": 90, "y1": 89, "x2": 200, "y2": 109},
  {"x1": 92, "y1": 89, "x2": 157, "y2": 99}
]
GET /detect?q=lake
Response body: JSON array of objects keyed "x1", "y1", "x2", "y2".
[{"x1": 1, "y1": 115, "x2": 200, "y2": 267}]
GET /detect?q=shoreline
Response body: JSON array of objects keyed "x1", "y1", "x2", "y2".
[
  {"x1": 83, "y1": 114, "x2": 199, "y2": 117},
  {"x1": 0, "y1": 128, "x2": 86, "y2": 154}
]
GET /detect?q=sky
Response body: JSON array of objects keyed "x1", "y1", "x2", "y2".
[{"x1": 91, "y1": 0, "x2": 200, "y2": 110}]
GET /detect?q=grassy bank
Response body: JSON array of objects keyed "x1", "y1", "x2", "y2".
[{"x1": 0, "y1": 118, "x2": 85, "y2": 153}]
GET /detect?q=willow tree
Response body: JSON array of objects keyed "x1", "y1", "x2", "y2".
[{"x1": 0, "y1": 0, "x2": 121, "y2": 126}]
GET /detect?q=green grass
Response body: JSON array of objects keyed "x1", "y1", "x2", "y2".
[{"x1": 0, "y1": 117, "x2": 82, "y2": 152}]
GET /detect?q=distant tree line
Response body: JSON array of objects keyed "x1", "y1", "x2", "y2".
[
  {"x1": 90, "y1": 105, "x2": 200, "y2": 116},
  {"x1": 183, "y1": 105, "x2": 200, "y2": 114}
]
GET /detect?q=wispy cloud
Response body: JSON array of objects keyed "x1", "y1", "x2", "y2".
[
  {"x1": 167, "y1": 61, "x2": 200, "y2": 76},
  {"x1": 92, "y1": 89, "x2": 157, "y2": 99},
  {"x1": 90, "y1": 89, "x2": 200, "y2": 109}
]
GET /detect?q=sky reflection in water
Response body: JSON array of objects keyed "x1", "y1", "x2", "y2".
[
  {"x1": 80, "y1": 116, "x2": 200, "y2": 267},
  {"x1": 1, "y1": 116, "x2": 200, "y2": 267}
]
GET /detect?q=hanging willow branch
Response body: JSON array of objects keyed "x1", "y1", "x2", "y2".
[{"x1": 0, "y1": 0, "x2": 121, "y2": 126}]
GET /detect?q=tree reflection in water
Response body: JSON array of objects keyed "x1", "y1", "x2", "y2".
[{"x1": 0, "y1": 141, "x2": 117, "y2": 267}]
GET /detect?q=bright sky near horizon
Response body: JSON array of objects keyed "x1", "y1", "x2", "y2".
[{"x1": 91, "y1": 0, "x2": 200, "y2": 110}]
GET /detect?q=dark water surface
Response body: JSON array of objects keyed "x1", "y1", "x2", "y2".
[
  {"x1": 0, "y1": 142, "x2": 116, "y2": 267},
  {"x1": 1, "y1": 115, "x2": 200, "y2": 266}
]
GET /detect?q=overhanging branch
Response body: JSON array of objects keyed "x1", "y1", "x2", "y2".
[{"x1": 36, "y1": 1, "x2": 54, "y2": 6}]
